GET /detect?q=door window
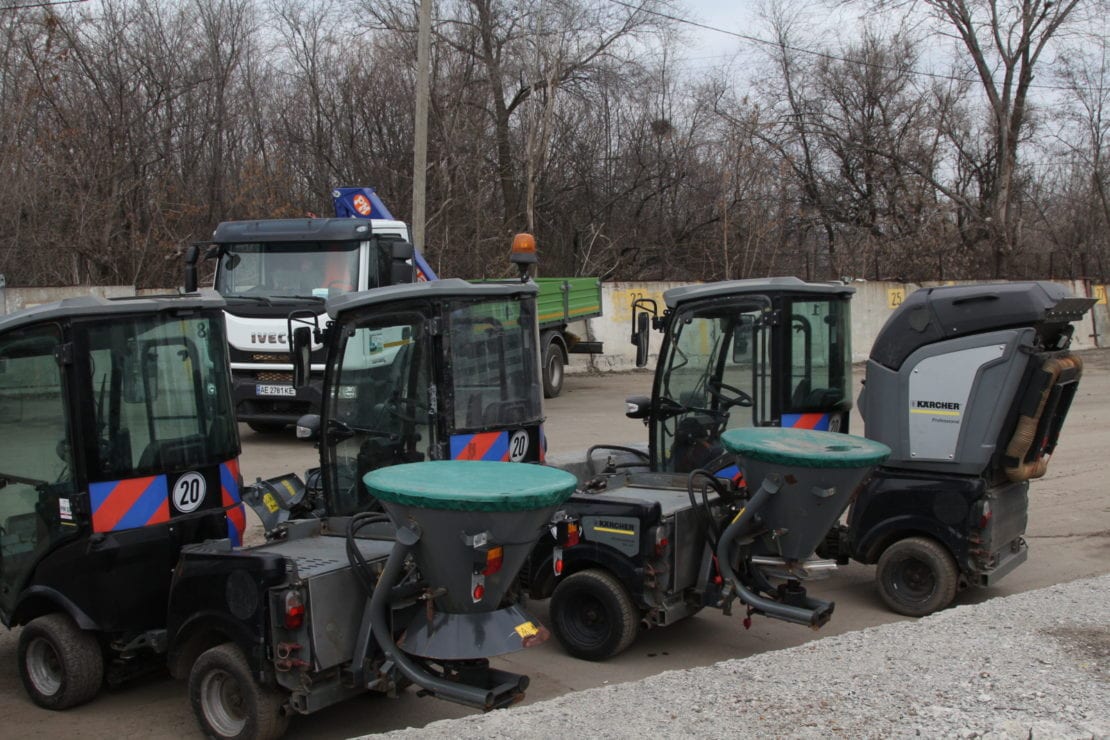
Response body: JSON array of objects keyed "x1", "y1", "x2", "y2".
[{"x1": 0, "y1": 325, "x2": 75, "y2": 613}]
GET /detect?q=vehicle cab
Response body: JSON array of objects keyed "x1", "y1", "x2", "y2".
[
  {"x1": 626, "y1": 277, "x2": 855, "y2": 474},
  {"x1": 0, "y1": 294, "x2": 242, "y2": 708},
  {"x1": 292, "y1": 278, "x2": 546, "y2": 515}
]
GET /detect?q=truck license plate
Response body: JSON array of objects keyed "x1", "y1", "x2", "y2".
[{"x1": 256, "y1": 384, "x2": 296, "y2": 397}]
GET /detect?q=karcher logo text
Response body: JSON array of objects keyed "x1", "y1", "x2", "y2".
[{"x1": 914, "y1": 400, "x2": 961, "y2": 411}]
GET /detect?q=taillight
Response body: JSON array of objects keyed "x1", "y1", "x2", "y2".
[
  {"x1": 565, "y1": 523, "x2": 580, "y2": 547},
  {"x1": 979, "y1": 500, "x2": 992, "y2": 530},
  {"x1": 483, "y1": 546, "x2": 504, "y2": 576},
  {"x1": 284, "y1": 590, "x2": 305, "y2": 630}
]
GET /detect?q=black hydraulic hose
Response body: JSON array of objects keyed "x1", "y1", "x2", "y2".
[
  {"x1": 369, "y1": 537, "x2": 496, "y2": 709},
  {"x1": 686, "y1": 469, "x2": 729, "y2": 549},
  {"x1": 347, "y1": 512, "x2": 392, "y2": 596},
  {"x1": 714, "y1": 477, "x2": 823, "y2": 627}
]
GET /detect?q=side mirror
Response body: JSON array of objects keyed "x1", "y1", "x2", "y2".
[
  {"x1": 295, "y1": 413, "x2": 321, "y2": 441},
  {"x1": 184, "y1": 245, "x2": 199, "y2": 293},
  {"x1": 291, "y1": 326, "x2": 312, "y2": 389},
  {"x1": 385, "y1": 239, "x2": 415, "y2": 285},
  {"x1": 632, "y1": 311, "x2": 651, "y2": 367},
  {"x1": 732, "y1": 322, "x2": 751, "y2": 363},
  {"x1": 625, "y1": 395, "x2": 652, "y2": 419}
]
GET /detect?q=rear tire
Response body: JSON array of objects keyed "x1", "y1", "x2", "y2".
[
  {"x1": 876, "y1": 536, "x2": 959, "y2": 617},
  {"x1": 550, "y1": 569, "x2": 639, "y2": 660},
  {"x1": 18, "y1": 613, "x2": 103, "y2": 710},
  {"x1": 189, "y1": 642, "x2": 289, "y2": 740},
  {"x1": 248, "y1": 422, "x2": 286, "y2": 434},
  {"x1": 542, "y1": 338, "x2": 565, "y2": 398}
]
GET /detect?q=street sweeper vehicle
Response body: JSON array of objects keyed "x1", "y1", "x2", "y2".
[
  {"x1": 524, "y1": 277, "x2": 1093, "y2": 659},
  {"x1": 167, "y1": 244, "x2": 578, "y2": 739},
  {"x1": 0, "y1": 292, "x2": 246, "y2": 709}
]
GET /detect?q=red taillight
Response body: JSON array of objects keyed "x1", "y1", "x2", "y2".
[
  {"x1": 473, "y1": 583, "x2": 485, "y2": 601},
  {"x1": 284, "y1": 591, "x2": 305, "y2": 630},
  {"x1": 565, "y1": 523, "x2": 580, "y2": 548},
  {"x1": 483, "y1": 546, "x2": 504, "y2": 576},
  {"x1": 554, "y1": 556, "x2": 564, "y2": 575},
  {"x1": 979, "y1": 501, "x2": 992, "y2": 530}
]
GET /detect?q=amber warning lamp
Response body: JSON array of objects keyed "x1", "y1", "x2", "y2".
[{"x1": 510, "y1": 232, "x2": 537, "y2": 281}]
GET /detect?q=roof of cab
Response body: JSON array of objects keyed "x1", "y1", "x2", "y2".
[
  {"x1": 664, "y1": 277, "x2": 855, "y2": 308},
  {"x1": 0, "y1": 291, "x2": 226, "y2": 334},
  {"x1": 326, "y1": 278, "x2": 538, "y2": 319}
]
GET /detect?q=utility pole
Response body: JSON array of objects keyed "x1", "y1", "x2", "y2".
[{"x1": 411, "y1": 0, "x2": 432, "y2": 252}]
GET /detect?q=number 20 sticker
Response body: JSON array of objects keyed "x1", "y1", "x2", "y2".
[
  {"x1": 509, "y1": 430, "x2": 530, "y2": 462},
  {"x1": 173, "y1": 472, "x2": 207, "y2": 513}
]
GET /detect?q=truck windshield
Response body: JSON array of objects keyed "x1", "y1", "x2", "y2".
[
  {"x1": 449, "y1": 298, "x2": 542, "y2": 430},
  {"x1": 214, "y1": 242, "x2": 360, "y2": 299},
  {"x1": 76, "y1": 314, "x2": 238, "y2": 480}
]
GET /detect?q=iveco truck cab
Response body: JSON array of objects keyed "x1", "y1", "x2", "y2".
[{"x1": 184, "y1": 216, "x2": 416, "y2": 433}]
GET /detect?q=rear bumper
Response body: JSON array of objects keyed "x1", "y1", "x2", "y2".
[{"x1": 974, "y1": 538, "x2": 1028, "y2": 587}]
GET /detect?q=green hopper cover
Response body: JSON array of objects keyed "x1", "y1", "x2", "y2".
[
  {"x1": 364, "y1": 460, "x2": 578, "y2": 513},
  {"x1": 720, "y1": 428, "x2": 891, "y2": 470}
]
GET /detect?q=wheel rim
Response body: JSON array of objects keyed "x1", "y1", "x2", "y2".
[
  {"x1": 889, "y1": 557, "x2": 937, "y2": 604},
  {"x1": 25, "y1": 637, "x2": 63, "y2": 696},
  {"x1": 201, "y1": 667, "x2": 248, "y2": 736},
  {"x1": 562, "y1": 594, "x2": 609, "y2": 648}
]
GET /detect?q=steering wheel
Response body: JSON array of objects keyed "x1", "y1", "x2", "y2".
[{"x1": 706, "y1": 379, "x2": 754, "y2": 410}]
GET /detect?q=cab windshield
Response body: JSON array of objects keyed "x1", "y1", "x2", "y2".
[
  {"x1": 214, "y1": 242, "x2": 360, "y2": 300},
  {"x1": 76, "y1": 314, "x2": 238, "y2": 480},
  {"x1": 448, "y1": 298, "x2": 541, "y2": 430}
]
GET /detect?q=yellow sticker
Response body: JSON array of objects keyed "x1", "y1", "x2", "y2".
[
  {"x1": 887, "y1": 288, "x2": 906, "y2": 309},
  {"x1": 514, "y1": 621, "x2": 539, "y2": 638},
  {"x1": 281, "y1": 479, "x2": 298, "y2": 498},
  {"x1": 262, "y1": 492, "x2": 280, "y2": 514},
  {"x1": 1095, "y1": 285, "x2": 1107, "y2": 305}
]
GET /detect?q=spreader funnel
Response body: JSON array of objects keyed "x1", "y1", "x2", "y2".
[
  {"x1": 721, "y1": 428, "x2": 891, "y2": 562},
  {"x1": 364, "y1": 460, "x2": 577, "y2": 613}
]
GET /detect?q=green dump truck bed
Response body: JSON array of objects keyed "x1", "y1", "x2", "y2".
[{"x1": 534, "y1": 277, "x2": 603, "y2": 329}]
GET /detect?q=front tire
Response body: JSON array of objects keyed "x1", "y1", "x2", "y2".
[
  {"x1": 542, "y1": 337, "x2": 565, "y2": 398},
  {"x1": 550, "y1": 569, "x2": 639, "y2": 660},
  {"x1": 189, "y1": 643, "x2": 289, "y2": 740},
  {"x1": 18, "y1": 613, "x2": 104, "y2": 710},
  {"x1": 876, "y1": 536, "x2": 959, "y2": 617}
]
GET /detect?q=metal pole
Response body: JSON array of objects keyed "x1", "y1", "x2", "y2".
[{"x1": 411, "y1": 0, "x2": 432, "y2": 252}]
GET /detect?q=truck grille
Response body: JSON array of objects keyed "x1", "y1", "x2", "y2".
[
  {"x1": 256, "y1": 371, "x2": 294, "y2": 383},
  {"x1": 252, "y1": 353, "x2": 290, "y2": 362}
]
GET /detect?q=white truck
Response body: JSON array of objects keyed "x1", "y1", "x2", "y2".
[{"x1": 184, "y1": 214, "x2": 417, "y2": 432}]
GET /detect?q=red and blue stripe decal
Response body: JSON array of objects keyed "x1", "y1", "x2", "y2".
[
  {"x1": 220, "y1": 459, "x2": 246, "y2": 547},
  {"x1": 782, "y1": 413, "x2": 832, "y2": 431},
  {"x1": 450, "y1": 431, "x2": 510, "y2": 461},
  {"x1": 90, "y1": 476, "x2": 170, "y2": 533}
]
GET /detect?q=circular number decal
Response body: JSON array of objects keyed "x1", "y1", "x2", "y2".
[
  {"x1": 509, "y1": 430, "x2": 530, "y2": 462},
  {"x1": 172, "y1": 472, "x2": 207, "y2": 513}
]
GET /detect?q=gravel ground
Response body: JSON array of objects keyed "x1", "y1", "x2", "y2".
[{"x1": 376, "y1": 575, "x2": 1109, "y2": 739}]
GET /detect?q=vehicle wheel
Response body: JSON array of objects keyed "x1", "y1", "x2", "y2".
[
  {"x1": 18, "y1": 613, "x2": 103, "y2": 710},
  {"x1": 542, "y1": 338, "x2": 565, "y2": 399},
  {"x1": 248, "y1": 422, "x2": 286, "y2": 434},
  {"x1": 189, "y1": 643, "x2": 289, "y2": 740},
  {"x1": 550, "y1": 569, "x2": 639, "y2": 661},
  {"x1": 876, "y1": 536, "x2": 959, "y2": 617}
]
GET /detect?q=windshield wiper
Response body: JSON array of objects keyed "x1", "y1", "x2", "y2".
[
  {"x1": 272, "y1": 295, "x2": 326, "y2": 303},
  {"x1": 223, "y1": 294, "x2": 273, "y2": 306}
]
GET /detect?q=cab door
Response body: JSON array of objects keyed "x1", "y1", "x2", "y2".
[{"x1": 0, "y1": 324, "x2": 78, "y2": 621}]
